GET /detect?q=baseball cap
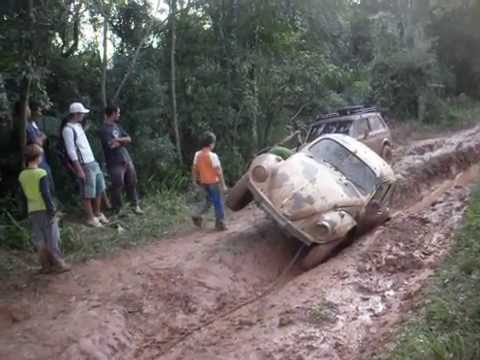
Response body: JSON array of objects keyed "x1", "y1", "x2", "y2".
[{"x1": 69, "y1": 102, "x2": 90, "y2": 114}]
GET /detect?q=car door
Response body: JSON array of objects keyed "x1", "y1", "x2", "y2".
[
  {"x1": 367, "y1": 114, "x2": 388, "y2": 154},
  {"x1": 351, "y1": 117, "x2": 374, "y2": 149}
]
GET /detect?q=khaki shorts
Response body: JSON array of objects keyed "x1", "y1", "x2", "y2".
[{"x1": 78, "y1": 161, "x2": 106, "y2": 199}]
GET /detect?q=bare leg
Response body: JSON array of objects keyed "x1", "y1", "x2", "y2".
[
  {"x1": 93, "y1": 195, "x2": 102, "y2": 217},
  {"x1": 82, "y1": 199, "x2": 95, "y2": 221}
]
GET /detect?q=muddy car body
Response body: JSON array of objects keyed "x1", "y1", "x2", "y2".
[
  {"x1": 227, "y1": 134, "x2": 396, "y2": 269},
  {"x1": 305, "y1": 106, "x2": 393, "y2": 162}
]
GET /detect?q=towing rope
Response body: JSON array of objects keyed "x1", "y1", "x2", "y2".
[{"x1": 145, "y1": 243, "x2": 307, "y2": 358}]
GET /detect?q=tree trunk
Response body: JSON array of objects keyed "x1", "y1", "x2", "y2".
[
  {"x1": 17, "y1": 0, "x2": 34, "y2": 166},
  {"x1": 101, "y1": 12, "x2": 108, "y2": 107},
  {"x1": 170, "y1": 0, "x2": 182, "y2": 162},
  {"x1": 18, "y1": 77, "x2": 31, "y2": 165}
]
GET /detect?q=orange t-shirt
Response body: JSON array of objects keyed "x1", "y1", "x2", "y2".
[{"x1": 193, "y1": 149, "x2": 221, "y2": 185}]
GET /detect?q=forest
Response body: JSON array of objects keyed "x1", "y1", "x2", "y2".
[{"x1": 1, "y1": 0, "x2": 480, "y2": 195}]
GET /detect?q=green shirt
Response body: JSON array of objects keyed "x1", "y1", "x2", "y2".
[
  {"x1": 18, "y1": 168, "x2": 47, "y2": 213},
  {"x1": 269, "y1": 146, "x2": 294, "y2": 160}
]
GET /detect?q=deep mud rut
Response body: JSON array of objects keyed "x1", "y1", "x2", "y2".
[{"x1": 2, "y1": 126, "x2": 480, "y2": 360}]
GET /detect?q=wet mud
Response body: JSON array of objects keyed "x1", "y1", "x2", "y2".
[{"x1": 1, "y1": 126, "x2": 480, "y2": 360}]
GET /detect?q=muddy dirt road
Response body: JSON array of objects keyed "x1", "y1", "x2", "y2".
[{"x1": 1, "y1": 126, "x2": 480, "y2": 360}]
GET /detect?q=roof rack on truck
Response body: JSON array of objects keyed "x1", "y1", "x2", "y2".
[{"x1": 337, "y1": 105, "x2": 377, "y2": 116}]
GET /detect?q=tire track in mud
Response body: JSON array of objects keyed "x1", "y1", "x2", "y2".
[
  {"x1": 136, "y1": 126, "x2": 480, "y2": 360},
  {"x1": 2, "y1": 126, "x2": 480, "y2": 360}
]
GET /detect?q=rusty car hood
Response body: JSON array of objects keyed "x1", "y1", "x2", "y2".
[{"x1": 263, "y1": 153, "x2": 364, "y2": 220}]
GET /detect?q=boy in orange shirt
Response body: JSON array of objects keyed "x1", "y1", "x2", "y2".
[{"x1": 192, "y1": 131, "x2": 227, "y2": 231}]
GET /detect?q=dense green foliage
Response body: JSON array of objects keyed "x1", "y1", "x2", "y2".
[
  {"x1": 385, "y1": 183, "x2": 480, "y2": 360},
  {"x1": 1, "y1": 0, "x2": 480, "y2": 188}
]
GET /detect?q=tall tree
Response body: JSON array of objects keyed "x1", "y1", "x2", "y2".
[{"x1": 169, "y1": 0, "x2": 182, "y2": 162}]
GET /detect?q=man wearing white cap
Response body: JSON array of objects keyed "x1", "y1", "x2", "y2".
[{"x1": 62, "y1": 102, "x2": 108, "y2": 227}]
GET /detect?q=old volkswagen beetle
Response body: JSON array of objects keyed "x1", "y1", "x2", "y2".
[{"x1": 226, "y1": 134, "x2": 396, "y2": 269}]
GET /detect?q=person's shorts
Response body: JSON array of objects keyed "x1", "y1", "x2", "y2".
[{"x1": 79, "y1": 161, "x2": 106, "y2": 199}]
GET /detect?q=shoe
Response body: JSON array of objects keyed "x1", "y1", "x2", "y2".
[
  {"x1": 192, "y1": 216, "x2": 203, "y2": 228},
  {"x1": 53, "y1": 259, "x2": 71, "y2": 273},
  {"x1": 86, "y1": 217, "x2": 103, "y2": 228},
  {"x1": 96, "y1": 213, "x2": 109, "y2": 224},
  {"x1": 133, "y1": 206, "x2": 144, "y2": 215},
  {"x1": 215, "y1": 221, "x2": 227, "y2": 231},
  {"x1": 38, "y1": 248, "x2": 51, "y2": 273},
  {"x1": 37, "y1": 266, "x2": 53, "y2": 274}
]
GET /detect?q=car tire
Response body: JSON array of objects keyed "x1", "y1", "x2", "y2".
[
  {"x1": 225, "y1": 173, "x2": 253, "y2": 211},
  {"x1": 300, "y1": 241, "x2": 339, "y2": 270},
  {"x1": 381, "y1": 144, "x2": 393, "y2": 163}
]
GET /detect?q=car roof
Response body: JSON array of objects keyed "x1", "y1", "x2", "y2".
[
  {"x1": 307, "y1": 134, "x2": 395, "y2": 183},
  {"x1": 310, "y1": 112, "x2": 379, "y2": 128}
]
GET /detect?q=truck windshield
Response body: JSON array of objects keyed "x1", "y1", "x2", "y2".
[
  {"x1": 308, "y1": 139, "x2": 377, "y2": 195},
  {"x1": 307, "y1": 120, "x2": 352, "y2": 142}
]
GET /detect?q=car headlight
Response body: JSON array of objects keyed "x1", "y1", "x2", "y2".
[
  {"x1": 315, "y1": 221, "x2": 331, "y2": 236},
  {"x1": 252, "y1": 165, "x2": 269, "y2": 183}
]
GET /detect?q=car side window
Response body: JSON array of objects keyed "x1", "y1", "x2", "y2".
[
  {"x1": 372, "y1": 183, "x2": 390, "y2": 202},
  {"x1": 307, "y1": 125, "x2": 323, "y2": 142},
  {"x1": 353, "y1": 118, "x2": 370, "y2": 138},
  {"x1": 368, "y1": 115, "x2": 385, "y2": 131}
]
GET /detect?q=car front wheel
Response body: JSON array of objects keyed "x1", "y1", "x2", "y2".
[
  {"x1": 300, "y1": 241, "x2": 339, "y2": 270},
  {"x1": 225, "y1": 173, "x2": 253, "y2": 211},
  {"x1": 381, "y1": 144, "x2": 393, "y2": 163}
]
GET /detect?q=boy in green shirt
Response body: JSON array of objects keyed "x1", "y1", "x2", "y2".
[{"x1": 18, "y1": 144, "x2": 70, "y2": 273}]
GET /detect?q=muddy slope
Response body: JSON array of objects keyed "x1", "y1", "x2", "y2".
[{"x1": 1, "y1": 126, "x2": 480, "y2": 360}]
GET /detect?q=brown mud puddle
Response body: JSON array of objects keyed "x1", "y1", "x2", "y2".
[{"x1": 1, "y1": 126, "x2": 480, "y2": 360}]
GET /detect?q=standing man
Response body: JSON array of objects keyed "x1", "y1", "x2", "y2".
[
  {"x1": 62, "y1": 102, "x2": 109, "y2": 227},
  {"x1": 26, "y1": 101, "x2": 54, "y2": 192},
  {"x1": 98, "y1": 103, "x2": 143, "y2": 214},
  {"x1": 191, "y1": 131, "x2": 227, "y2": 231}
]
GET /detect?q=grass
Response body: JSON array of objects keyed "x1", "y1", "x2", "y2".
[
  {"x1": 381, "y1": 184, "x2": 480, "y2": 360},
  {"x1": 390, "y1": 99, "x2": 480, "y2": 145},
  {"x1": 0, "y1": 188, "x2": 191, "y2": 276},
  {"x1": 309, "y1": 296, "x2": 338, "y2": 324}
]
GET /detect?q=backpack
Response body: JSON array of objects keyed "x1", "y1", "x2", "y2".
[{"x1": 56, "y1": 119, "x2": 80, "y2": 174}]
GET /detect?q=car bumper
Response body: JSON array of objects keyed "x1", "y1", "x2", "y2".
[{"x1": 248, "y1": 184, "x2": 315, "y2": 245}]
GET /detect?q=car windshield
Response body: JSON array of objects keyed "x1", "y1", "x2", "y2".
[
  {"x1": 308, "y1": 138, "x2": 377, "y2": 195},
  {"x1": 307, "y1": 120, "x2": 352, "y2": 142}
]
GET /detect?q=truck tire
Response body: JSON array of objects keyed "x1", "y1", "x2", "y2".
[{"x1": 225, "y1": 173, "x2": 253, "y2": 211}]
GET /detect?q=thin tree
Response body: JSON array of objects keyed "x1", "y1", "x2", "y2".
[
  {"x1": 169, "y1": 0, "x2": 182, "y2": 162},
  {"x1": 17, "y1": 0, "x2": 35, "y2": 165}
]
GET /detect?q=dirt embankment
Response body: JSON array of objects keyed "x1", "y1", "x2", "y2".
[{"x1": 1, "y1": 126, "x2": 480, "y2": 360}]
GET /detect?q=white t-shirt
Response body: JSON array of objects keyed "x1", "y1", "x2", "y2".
[
  {"x1": 62, "y1": 123, "x2": 95, "y2": 164},
  {"x1": 193, "y1": 151, "x2": 221, "y2": 168}
]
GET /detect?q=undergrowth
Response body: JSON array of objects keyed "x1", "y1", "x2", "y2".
[
  {"x1": 0, "y1": 189, "x2": 190, "y2": 276},
  {"x1": 383, "y1": 184, "x2": 480, "y2": 360}
]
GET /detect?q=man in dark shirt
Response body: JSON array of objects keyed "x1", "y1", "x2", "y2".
[
  {"x1": 98, "y1": 103, "x2": 143, "y2": 214},
  {"x1": 26, "y1": 101, "x2": 55, "y2": 193}
]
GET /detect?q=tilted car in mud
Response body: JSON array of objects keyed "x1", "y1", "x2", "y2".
[{"x1": 226, "y1": 134, "x2": 396, "y2": 269}]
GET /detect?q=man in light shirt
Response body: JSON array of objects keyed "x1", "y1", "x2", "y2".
[{"x1": 62, "y1": 102, "x2": 108, "y2": 227}]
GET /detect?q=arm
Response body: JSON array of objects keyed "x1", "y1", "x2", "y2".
[
  {"x1": 115, "y1": 136, "x2": 132, "y2": 145},
  {"x1": 63, "y1": 127, "x2": 85, "y2": 180},
  {"x1": 112, "y1": 127, "x2": 132, "y2": 146},
  {"x1": 26, "y1": 125, "x2": 47, "y2": 146},
  {"x1": 211, "y1": 154, "x2": 227, "y2": 191},
  {"x1": 216, "y1": 166, "x2": 227, "y2": 191},
  {"x1": 37, "y1": 132, "x2": 47, "y2": 145},
  {"x1": 39, "y1": 176, "x2": 56, "y2": 217}
]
